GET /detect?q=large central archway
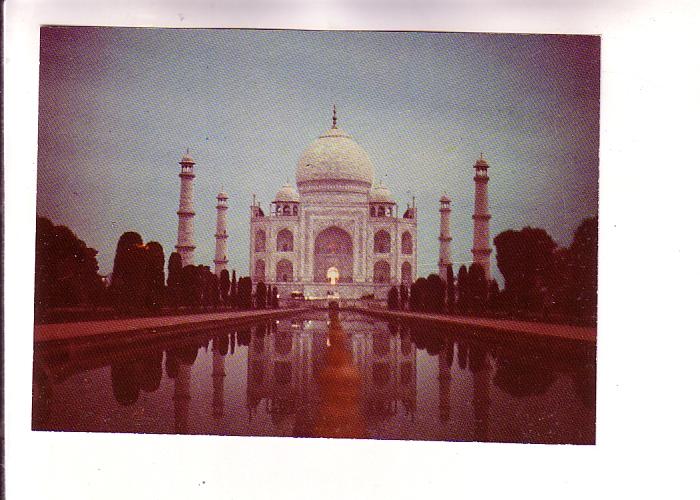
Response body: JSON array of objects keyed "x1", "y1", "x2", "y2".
[{"x1": 313, "y1": 226, "x2": 353, "y2": 283}]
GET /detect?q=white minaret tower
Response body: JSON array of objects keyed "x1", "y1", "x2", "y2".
[
  {"x1": 213, "y1": 190, "x2": 229, "y2": 277},
  {"x1": 176, "y1": 150, "x2": 196, "y2": 266},
  {"x1": 471, "y1": 153, "x2": 492, "y2": 281},
  {"x1": 438, "y1": 193, "x2": 452, "y2": 282}
]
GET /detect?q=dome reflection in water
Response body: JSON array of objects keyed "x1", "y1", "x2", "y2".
[{"x1": 32, "y1": 311, "x2": 595, "y2": 444}]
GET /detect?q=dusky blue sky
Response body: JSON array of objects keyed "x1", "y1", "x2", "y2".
[{"x1": 37, "y1": 27, "x2": 599, "y2": 283}]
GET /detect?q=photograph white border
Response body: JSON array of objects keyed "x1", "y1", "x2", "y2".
[{"x1": 5, "y1": 1, "x2": 700, "y2": 498}]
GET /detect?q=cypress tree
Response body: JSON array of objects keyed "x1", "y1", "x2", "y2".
[
  {"x1": 456, "y1": 265, "x2": 469, "y2": 315},
  {"x1": 144, "y1": 241, "x2": 165, "y2": 310},
  {"x1": 445, "y1": 264, "x2": 455, "y2": 313},
  {"x1": 255, "y1": 281, "x2": 267, "y2": 309},
  {"x1": 167, "y1": 252, "x2": 183, "y2": 307},
  {"x1": 237, "y1": 277, "x2": 252, "y2": 310},
  {"x1": 219, "y1": 269, "x2": 230, "y2": 305},
  {"x1": 229, "y1": 270, "x2": 237, "y2": 308}
]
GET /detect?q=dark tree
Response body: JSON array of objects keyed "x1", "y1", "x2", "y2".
[
  {"x1": 229, "y1": 270, "x2": 237, "y2": 308},
  {"x1": 487, "y1": 279, "x2": 501, "y2": 311},
  {"x1": 255, "y1": 281, "x2": 267, "y2": 309},
  {"x1": 195, "y1": 265, "x2": 210, "y2": 308},
  {"x1": 35, "y1": 217, "x2": 103, "y2": 310},
  {"x1": 219, "y1": 269, "x2": 230, "y2": 305},
  {"x1": 493, "y1": 227, "x2": 557, "y2": 313},
  {"x1": 181, "y1": 265, "x2": 200, "y2": 308},
  {"x1": 445, "y1": 264, "x2": 455, "y2": 313},
  {"x1": 237, "y1": 277, "x2": 253, "y2": 310},
  {"x1": 387, "y1": 286, "x2": 399, "y2": 310},
  {"x1": 409, "y1": 278, "x2": 427, "y2": 311},
  {"x1": 167, "y1": 252, "x2": 183, "y2": 307},
  {"x1": 466, "y1": 263, "x2": 488, "y2": 313},
  {"x1": 207, "y1": 270, "x2": 220, "y2": 308},
  {"x1": 456, "y1": 264, "x2": 469, "y2": 315},
  {"x1": 569, "y1": 216, "x2": 598, "y2": 321},
  {"x1": 144, "y1": 241, "x2": 165, "y2": 310},
  {"x1": 399, "y1": 284, "x2": 408, "y2": 311},
  {"x1": 425, "y1": 274, "x2": 446, "y2": 313},
  {"x1": 111, "y1": 231, "x2": 146, "y2": 309},
  {"x1": 271, "y1": 286, "x2": 279, "y2": 308}
]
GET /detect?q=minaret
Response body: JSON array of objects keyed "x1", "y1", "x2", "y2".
[
  {"x1": 438, "y1": 193, "x2": 452, "y2": 282},
  {"x1": 173, "y1": 358, "x2": 191, "y2": 434},
  {"x1": 471, "y1": 154, "x2": 492, "y2": 281},
  {"x1": 176, "y1": 150, "x2": 196, "y2": 266},
  {"x1": 438, "y1": 340, "x2": 453, "y2": 423},
  {"x1": 212, "y1": 336, "x2": 226, "y2": 419},
  {"x1": 213, "y1": 190, "x2": 229, "y2": 276}
]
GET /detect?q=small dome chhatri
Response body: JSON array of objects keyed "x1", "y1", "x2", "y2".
[
  {"x1": 475, "y1": 152, "x2": 489, "y2": 169},
  {"x1": 295, "y1": 106, "x2": 375, "y2": 193},
  {"x1": 440, "y1": 193, "x2": 451, "y2": 203},
  {"x1": 370, "y1": 182, "x2": 395, "y2": 204},
  {"x1": 274, "y1": 182, "x2": 300, "y2": 203},
  {"x1": 180, "y1": 148, "x2": 195, "y2": 164}
]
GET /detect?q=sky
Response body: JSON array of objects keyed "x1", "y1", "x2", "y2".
[{"x1": 37, "y1": 27, "x2": 599, "y2": 283}]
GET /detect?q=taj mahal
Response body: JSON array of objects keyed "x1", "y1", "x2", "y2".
[{"x1": 174, "y1": 106, "x2": 491, "y2": 302}]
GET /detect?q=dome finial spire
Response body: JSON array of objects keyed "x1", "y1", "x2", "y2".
[{"x1": 332, "y1": 104, "x2": 337, "y2": 129}]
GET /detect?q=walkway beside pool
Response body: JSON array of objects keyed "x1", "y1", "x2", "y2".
[
  {"x1": 347, "y1": 307, "x2": 596, "y2": 343},
  {"x1": 34, "y1": 308, "x2": 308, "y2": 344}
]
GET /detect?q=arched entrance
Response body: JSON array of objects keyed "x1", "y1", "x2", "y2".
[
  {"x1": 326, "y1": 266, "x2": 340, "y2": 285},
  {"x1": 313, "y1": 226, "x2": 353, "y2": 283}
]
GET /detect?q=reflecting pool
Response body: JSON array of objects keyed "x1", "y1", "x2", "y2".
[{"x1": 32, "y1": 311, "x2": 595, "y2": 444}]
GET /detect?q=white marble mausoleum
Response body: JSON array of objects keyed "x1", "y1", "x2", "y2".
[{"x1": 248, "y1": 108, "x2": 418, "y2": 300}]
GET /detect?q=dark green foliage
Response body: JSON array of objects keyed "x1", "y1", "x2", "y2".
[
  {"x1": 35, "y1": 217, "x2": 103, "y2": 310},
  {"x1": 111, "y1": 231, "x2": 146, "y2": 309},
  {"x1": 203, "y1": 269, "x2": 219, "y2": 307},
  {"x1": 456, "y1": 265, "x2": 468, "y2": 314},
  {"x1": 399, "y1": 284, "x2": 408, "y2": 311},
  {"x1": 229, "y1": 270, "x2": 238, "y2": 308},
  {"x1": 271, "y1": 286, "x2": 279, "y2": 308},
  {"x1": 255, "y1": 281, "x2": 267, "y2": 309},
  {"x1": 493, "y1": 226, "x2": 557, "y2": 313},
  {"x1": 181, "y1": 265, "x2": 200, "y2": 308},
  {"x1": 569, "y1": 217, "x2": 598, "y2": 320},
  {"x1": 144, "y1": 241, "x2": 165, "y2": 310},
  {"x1": 219, "y1": 269, "x2": 230, "y2": 305},
  {"x1": 237, "y1": 277, "x2": 252, "y2": 310},
  {"x1": 409, "y1": 278, "x2": 427, "y2": 311},
  {"x1": 167, "y1": 252, "x2": 183, "y2": 306},
  {"x1": 387, "y1": 286, "x2": 399, "y2": 310},
  {"x1": 466, "y1": 263, "x2": 488, "y2": 313},
  {"x1": 425, "y1": 274, "x2": 446, "y2": 313},
  {"x1": 487, "y1": 279, "x2": 501, "y2": 311},
  {"x1": 445, "y1": 265, "x2": 455, "y2": 313}
]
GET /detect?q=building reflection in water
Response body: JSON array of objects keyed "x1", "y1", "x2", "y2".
[
  {"x1": 166, "y1": 344, "x2": 198, "y2": 434},
  {"x1": 244, "y1": 312, "x2": 417, "y2": 437},
  {"x1": 212, "y1": 334, "x2": 228, "y2": 418}
]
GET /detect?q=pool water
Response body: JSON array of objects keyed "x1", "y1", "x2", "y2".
[{"x1": 32, "y1": 311, "x2": 595, "y2": 444}]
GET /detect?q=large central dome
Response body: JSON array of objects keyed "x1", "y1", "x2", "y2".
[{"x1": 295, "y1": 115, "x2": 375, "y2": 194}]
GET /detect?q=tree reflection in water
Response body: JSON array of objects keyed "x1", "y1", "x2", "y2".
[{"x1": 111, "y1": 350, "x2": 164, "y2": 406}]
